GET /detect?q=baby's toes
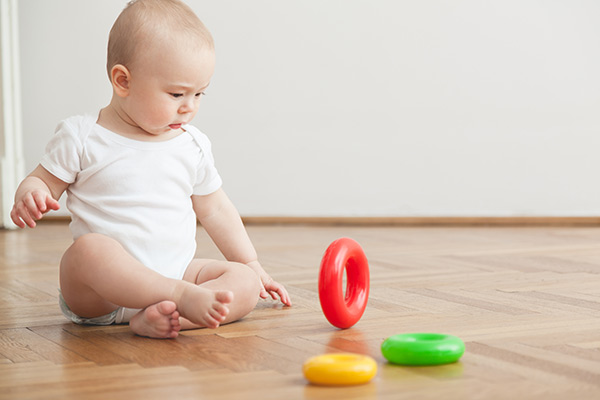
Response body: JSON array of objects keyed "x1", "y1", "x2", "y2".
[
  {"x1": 213, "y1": 301, "x2": 230, "y2": 318},
  {"x1": 156, "y1": 300, "x2": 177, "y2": 316},
  {"x1": 215, "y1": 290, "x2": 234, "y2": 305},
  {"x1": 204, "y1": 315, "x2": 220, "y2": 329},
  {"x1": 208, "y1": 307, "x2": 225, "y2": 323}
]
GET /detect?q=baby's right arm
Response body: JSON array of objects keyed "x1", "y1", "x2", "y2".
[{"x1": 11, "y1": 165, "x2": 69, "y2": 228}]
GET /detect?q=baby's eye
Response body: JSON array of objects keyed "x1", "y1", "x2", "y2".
[
  {"x1": 170, "y1": 93, "x2": 184, "y2": 98},
  {"x1": 195, "y1": 92, "x2": 206, "y2": 98}
]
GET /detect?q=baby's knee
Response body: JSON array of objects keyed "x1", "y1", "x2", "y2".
[
  {"x1": 74, "y1": 232, "x2": 118, "y2": 246},
  {"x1": 237, "y1": 263, "x2": 262, "y2": 293},
  {"x1": 231, "y1": 263, "x2": 261, "y2": 303},
  {"x1": 70, "y1": 233, "x2": 122, "y2": 254},
  {"x1": 62, "y1": 233, "x2": 122, "y2": 269}
]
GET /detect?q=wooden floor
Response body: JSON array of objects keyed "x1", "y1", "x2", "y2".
[{"x1": 1, "y1": 222, "x2": 600, "y2": 399}]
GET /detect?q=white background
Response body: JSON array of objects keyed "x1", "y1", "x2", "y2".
[{"x1": 18, "y1": 0, "x2": 600, "y2": 217}]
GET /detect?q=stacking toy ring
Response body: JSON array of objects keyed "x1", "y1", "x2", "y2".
[
  {"x1": 319, "y1": 238, "x2": 370, "y2": 329},
  {"x1": 381, "y1": 333, "x2": 465, "y2": 366},
  {"x1": 303, "y1": 353, "x2": 377, "y2": 386}
]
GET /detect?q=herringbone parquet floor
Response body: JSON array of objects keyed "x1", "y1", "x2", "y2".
[{"x1": 1, "y1": 222, "x2": 599, "y2": 399}]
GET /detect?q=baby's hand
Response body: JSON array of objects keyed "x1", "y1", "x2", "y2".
[
  {"x1": 262, "y1": 276, "x2": 292, "y2": 306},
  {"x1": 247, "y1": 261, "x2": 292, "y2": 306},
  {"x1": 11, "y1": 190, "x2": 60, "y2": 228}
]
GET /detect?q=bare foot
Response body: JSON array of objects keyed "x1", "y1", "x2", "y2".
[
  {"x1": 178, "y1": 286, "x2": 233, "y2": 329},
  {"x1": 130, "y1": 300, "x2": 181, "y2": 339}
]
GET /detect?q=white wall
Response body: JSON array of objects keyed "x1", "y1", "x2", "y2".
[{"x1": 18, "y1": 0, "x2": 600, "y2": 217}]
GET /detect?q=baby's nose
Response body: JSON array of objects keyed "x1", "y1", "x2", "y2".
[{"x1": 178, "y1": 101, "x2": 193, "y2": 113}]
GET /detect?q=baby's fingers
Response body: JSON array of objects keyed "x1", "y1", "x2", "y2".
[
  {"x1": 265, "y1": 281, "x2": 292, "y2": 306},
  {"x1": 12, "y1": 202, "x2": 36, "y2": 228},
  {"x1": 46, "y1": 197, "x2": 61, "y2": 211},
  {"x1": 33, "y1": 192, "x2": 60, "y2": 213},
  {"x1": 277, "y1": 288, "x2": 292, "y2": 306},
  {"x1": 32, "y1": 192, "x2": 49, "y2": 213},
  {"x1": 23, "y1": 195, "x2": 44, "y2": 220},
  {"x1": 10, "y1": 206, "x2": 26, "y2": 228}
]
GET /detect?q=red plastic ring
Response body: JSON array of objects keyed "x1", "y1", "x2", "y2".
[{"x1": 318, "y1": 238, "x2": 370, "y2": 329}]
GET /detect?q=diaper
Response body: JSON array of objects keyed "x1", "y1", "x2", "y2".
[{"x1": 58, "y1": 291, "x2": 138, "y2": 325}]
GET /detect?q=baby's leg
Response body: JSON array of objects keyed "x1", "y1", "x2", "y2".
[
  {"x1": 59, "y1": 233, "x2": 233, "y2": 337},
  {"x1": 179, "y1": 259, "x2": 261, "y2": 330}
]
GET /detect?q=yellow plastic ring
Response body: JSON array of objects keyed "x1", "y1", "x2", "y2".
[{"x1": 303, "y1": 353, "x2": 377, "y2": 386}]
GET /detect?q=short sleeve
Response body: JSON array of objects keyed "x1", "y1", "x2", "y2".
[
  {"x1": 40, "y1": 118, "x2": 84, "y2": 184},
  {"x1": 186, "y1": 126, "x2": 223, "y2": 195}
]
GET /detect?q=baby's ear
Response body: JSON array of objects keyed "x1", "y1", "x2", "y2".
[{"x1": 110, "y1": 64, "x2": 131, "y2": 97}]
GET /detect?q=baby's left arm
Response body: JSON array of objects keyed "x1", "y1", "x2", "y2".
[{"x1": 192, "y1": 189, "x2": 291, "y2": 306}]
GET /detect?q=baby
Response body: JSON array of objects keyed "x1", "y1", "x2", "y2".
[{"x1": 11, "y1": 0, "x2": 291, "y2": 339}]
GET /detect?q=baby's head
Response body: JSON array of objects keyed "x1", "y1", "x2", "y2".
[
  {"x1": 107, "y1": 0, "x2": 214, "y2": 76},
  {"x1": 105, "y1": 0, "x2": 215, "y2": 136}
]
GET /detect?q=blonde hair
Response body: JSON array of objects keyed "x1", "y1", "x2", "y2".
[{"x1": 106, "y1": 0, "x2": 213, "y2": 76}]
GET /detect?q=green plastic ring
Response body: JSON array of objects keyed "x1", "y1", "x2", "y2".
[{"x1": 381, "y1": 333, "x2": 465, "y2": 366}]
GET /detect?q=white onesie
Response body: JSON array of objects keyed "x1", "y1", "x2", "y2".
[{"x1": 41, "y1": 114, "x2": 223, "y2": 280}]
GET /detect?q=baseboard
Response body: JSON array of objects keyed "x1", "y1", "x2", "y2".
[
  {"x1": 242, "y1": 216, "x2": 600, "y2": 226},
  {"x1": 40, "y1": 215, "x2": 600, "y2": 227}
]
